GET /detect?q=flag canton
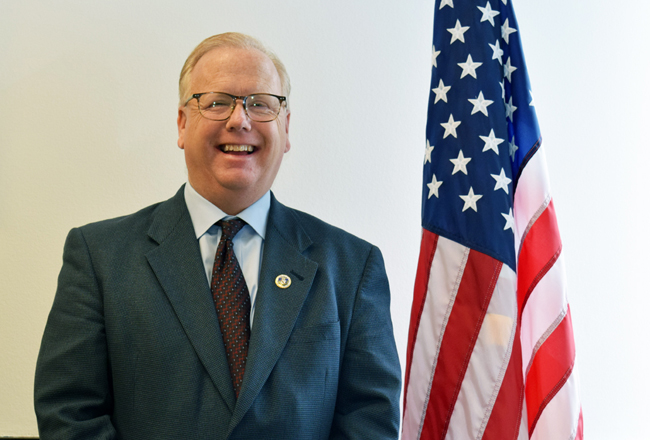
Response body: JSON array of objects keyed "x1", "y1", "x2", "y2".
[{"x1": 423, "y1": 0, "x2": 541, "y2": 270}]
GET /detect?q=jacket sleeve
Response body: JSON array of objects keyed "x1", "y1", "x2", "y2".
[
  {"x1": 329, "y1": 245, "x2": 402, "y2": 439},
  {"x1": 34, "y1": 227, "x2": 117, "y2": 440}
]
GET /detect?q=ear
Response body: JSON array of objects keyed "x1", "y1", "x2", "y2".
[
  {"x1": 283, "y1": 111, "x2": 291, "y2": 153},
  {"x1": 177, "y1": 107, "x2": 187, "y2": 150}
]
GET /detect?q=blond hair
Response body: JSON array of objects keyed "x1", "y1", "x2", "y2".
[{"x1": 178, "y1": 32, "x2": 291, "y2": 106}]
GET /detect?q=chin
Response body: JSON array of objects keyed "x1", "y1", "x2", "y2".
[{"x1": 217, "y1": 177, "x2": 262, "y2": 194}]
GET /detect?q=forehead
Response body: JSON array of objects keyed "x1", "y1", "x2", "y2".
[{"x1": 190, "y1": 47, "x2": 282, "y2": 95}]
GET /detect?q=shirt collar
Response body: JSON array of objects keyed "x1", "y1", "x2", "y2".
[{"x1": 184, "y1": 183, "x2": 270, "y2": 240}]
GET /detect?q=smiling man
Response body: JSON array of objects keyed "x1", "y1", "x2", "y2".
[
  {"x1": 34, "y1": 33, "x2": 401, "y2": 439},
  {"x1": 178, "y1": 42, "x2": 290, "y2": 215}
]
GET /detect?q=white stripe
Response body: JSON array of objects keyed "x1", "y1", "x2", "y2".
[
  {"x1": 529, "y1": 368, "x2": 581, "y2": 440},
  {"x1": 513, "y1": 145, "x2": 552, "y2": 257},
  {"x1": 445, "y1": 264, "x2": 518, "y2": 440},
  {"x1": 518, "y1": 399, "x2": 530, "y2": 440},
  {"x1": 520, "y1": 253, "x2": 569, "y2": 374},
  {"x1": 403, "y1": 237, "x2": 469, "y2": 440},
  {"x1": 514, "y1": 142, "x2": 581, "y2": 437}
]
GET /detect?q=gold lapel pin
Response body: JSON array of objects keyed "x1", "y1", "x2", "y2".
[{"x1": 275, "y1": 274, "x2": 291, "y2": 289}]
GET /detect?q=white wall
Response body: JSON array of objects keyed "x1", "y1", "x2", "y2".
[
  {"x1": 1, "y1": 1, "x2": 647, "y2": 438},
  {"x1": 517, "y1": 2, "x2": 650, "y2": 439}
]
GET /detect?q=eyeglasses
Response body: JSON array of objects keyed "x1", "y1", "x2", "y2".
[{"x1": 184, "y1": 92, "x2": 287, "y2": 122}]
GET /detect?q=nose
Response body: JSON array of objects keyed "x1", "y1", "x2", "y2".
[{"x1": 226, "y1": 100, "x2": 252, "y2": 131}]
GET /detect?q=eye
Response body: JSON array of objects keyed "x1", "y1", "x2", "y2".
[
  {"x1": 248, "y1": 95, "x2": 277, "y2": 113},
  {"x1": 199, "y1": 93, "x2": 232, "y2": 110},
  {"x1": 250, "y1": 100, "x2": 270, "y2": 109},
  {"x1": 206, "y1": 99, "x2": 230, "y2": 108}
]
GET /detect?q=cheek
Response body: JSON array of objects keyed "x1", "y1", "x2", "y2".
[
  {"x1": 185, "y1": 134, "x2": 216, "y2": 166},
  {"x1": 188, "y1": 117, "x2": 218, "y2": 141}
]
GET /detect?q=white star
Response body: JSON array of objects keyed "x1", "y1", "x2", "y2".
[
  {"x1": 478, "y1": 2, "x2": 500, "y2": 26},
  {"x1": 491, "y1": 168, "x2": 512, "y2": 194},
  {"x1": 503, "y1": 57, "x2": 517, "y2": 82},
  {"x1": 441, "y1": 114, "x2": 461, "y2": 139},
  {"x1": 431, "y1": 45, "x2": 441, "y2": 68},
  {"x1": 448, "y1": 20, "x2": 470, "y2": 44},
  {"x1": 489, "y1": 39, "x2": 504, "y2": 65},
  {"x1": 501, "y1": 18, "x2": 517, "y2": 44},
  {"x1": 439, "y1": 0, "x2": 454, "y2": 9},
  {"x1": 502, "y1": 208, "x2": 515, "y2": 231},
  {"x1": 432, "y1": 79, "x2": 451, "y2": 104},
  {"x1": 479, "y1": 129, "x2": 504, "y2": 154},
  {"x1": 500, "y1": 80, "x2": 505, "y2": 101},
  {"x1": 450, "y1": 150, "x2": 471, "y2": 175},
  {"x1": 509, "y1": 136, "x2": 519, "y2": 160},
  {"x1": 460, "y1": 187, "x2": 483, "y2": 212},
  {"x1": 529, "y1": 90, "x2": 535, "y2": 106},
  {"x1": 458, "y1": 54, "x2": 482, "y2": 79},
  {"x1": 427, "y1": 174, "x2": 443, "y2": 199},
  {"x1": 505, "y1": 97, "x2": 517, "y2": 122},
  {"x1": 502, "y1": 0, "x2": 508, "y2": 4},
  {"x1": 424, "y1": 139, "x2": 434, "y2": 164},
  {"x1": 468, "y1": 91, "x2": 493, "y2": 116}
]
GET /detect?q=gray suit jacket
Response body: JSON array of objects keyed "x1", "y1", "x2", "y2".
[{"x1": 34, "y1": 187, "x2": 401, "y2": 439}]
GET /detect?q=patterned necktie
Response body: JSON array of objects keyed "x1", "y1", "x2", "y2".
[{"x1": 211, "y1": 218, "x2": 251, "y2": 398}]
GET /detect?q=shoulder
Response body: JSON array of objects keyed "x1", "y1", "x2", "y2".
[
  {"x1": 288, "y1": 207, "x2": 369, "y2": 246},
  {"x1": 268, "y1": 195, "x2": 382, "y2": 270},
  {"x1": 271, "y1": 196, "x2": 371, "y2": 244},
  {"x1": 79, "y1": 202, "x2": 160, "y2": 234},
  {"x1": 72, "y1": 186, "x2": 187, "y2": 248}
]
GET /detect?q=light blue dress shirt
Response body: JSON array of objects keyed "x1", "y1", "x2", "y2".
[{"x1": 183, "y1": 183, "x2": 270, "y2": 327}]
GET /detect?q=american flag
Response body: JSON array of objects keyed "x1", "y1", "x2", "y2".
[{"x1": 402, "y1": 1, "x2": 583, "y2": 439}]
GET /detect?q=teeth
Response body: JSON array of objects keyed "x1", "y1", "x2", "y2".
[{"x1": 223, "y1": 145, "x2": 253, "y2": 152}]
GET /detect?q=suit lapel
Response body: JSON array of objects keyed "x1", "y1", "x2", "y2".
[
  {"x1": 145, "y1": 187, "x2": 237, "y2": 413},
  {"x1": 229, "y1": 194, "x2": 318, "y2": 431}
]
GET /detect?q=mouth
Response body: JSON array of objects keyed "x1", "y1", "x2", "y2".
[{"x1": 220, "y1": 144, "x2": 255, "y2": 155}]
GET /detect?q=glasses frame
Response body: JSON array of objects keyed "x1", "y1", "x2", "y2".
[{"x1": 184, "y1": 92, "x2": 287, "y2": 122}]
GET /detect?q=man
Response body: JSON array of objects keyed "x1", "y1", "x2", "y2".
[{"x1": 34, "y1": 32, "x2": 401, "y2": 439}]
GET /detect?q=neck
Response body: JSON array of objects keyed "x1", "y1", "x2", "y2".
[
  {"x1": 213, "y1": 195, "x2": 257, "y2": 216},
  {"x1": 190, "y1": 183, "x2": 263, "y2": 215}
]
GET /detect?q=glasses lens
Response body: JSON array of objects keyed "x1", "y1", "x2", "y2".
[
  {"x1": 246, "y1": 94, "x2": 282, "y2": 122},
  {"x1": 197, "y1": 93, "x2": 233, "y2": 121}
]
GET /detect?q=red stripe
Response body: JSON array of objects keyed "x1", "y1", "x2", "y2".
[
  {"x1": 517, "y1": 200, "x2": 561, "y2": 316},
  {"x1": 403, "y1": 230, "x2": 439, "y2": 411},
  {"x1": 575, "y1": 408, "x2": 584, "y2": 440},
  {"x1": 526, "y1": 307, "x2": 576, "y2": 434},
  {"x1": 420, "y1": 250, "x2": 502, "y2": 440},
  {"x1": 481, "y1": 321, "x2": 525, "y2": 440}
]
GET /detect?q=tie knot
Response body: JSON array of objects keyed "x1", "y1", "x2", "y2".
[{"x1": 217, "y1": 218, "x2": 246, "y2": 241}]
